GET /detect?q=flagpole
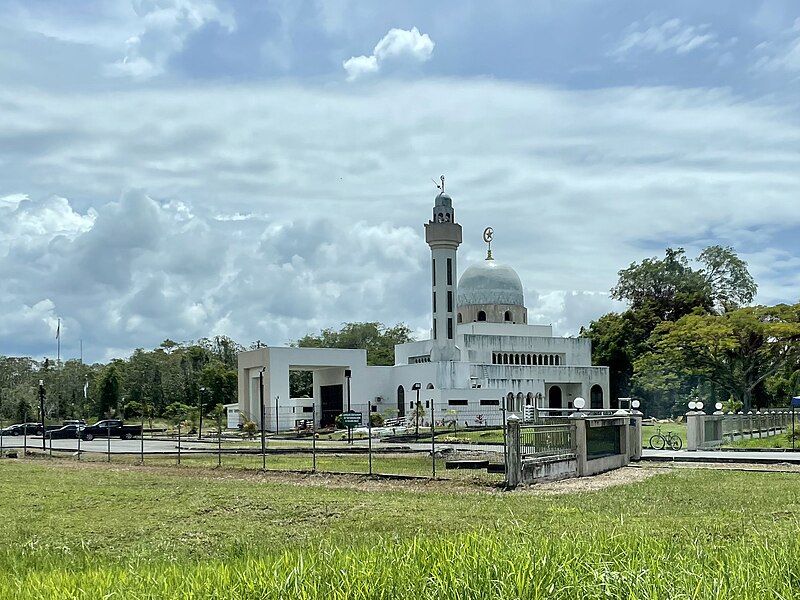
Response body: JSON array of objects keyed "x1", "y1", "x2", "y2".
[
  {"x1": 80, "y1": 339, "x2": 83, "y2": 364},
  {"x1": 56, "y1": 317, "x2": 61, "y2": 365}
]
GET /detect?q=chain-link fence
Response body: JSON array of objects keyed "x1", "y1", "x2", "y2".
[{"x1": 0, "y1": 405, "x2": 507, "y2": 484}]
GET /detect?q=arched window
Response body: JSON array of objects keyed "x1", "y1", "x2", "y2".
[
  {"x1": 457, "y1": 313, "x2": 462, "y2": 324},
  {"x1": 548, "y1": 386, "x2": 563, "y2": 409},
  {"x1": 555, "y1": 355, "x2": 560, "y2": 366},
  {"x1": 590, "y1": 385, "x2": 603, "y2": 409},
  {"x1": 397, "y1": 386, "x2": 405, "y2": 417},
  {"x1": 504, "y1": 310, "x2": 512, "y2": 322},
  {"x1": 526, "y1": 354, "x2": 532, "y2": 365},
  {"x1": 526, "y1": 392, "x2": 534, "y2": 406},
  {"x1": 427, "y1": 383, "x2": 435, "y2": 390},
  {"x1": 503, "y1": 354, "x2": 509, "y2": 364},
  {"x1": 514, "y1": 354, "x2": 519, "y2": 365},
  {"x1": 477, "y1": 310, "x2": 487, "y2": 322},
  {"x1": 537, "y1": 355, "x2": 543, "y2": 365},
  {"x1": 549, "y1": 355, "x2": 554, "y2": 365}
]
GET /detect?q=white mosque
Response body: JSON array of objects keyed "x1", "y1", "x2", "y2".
[{"x1": 237, "y1": 183, "x2": 610, "y2": 429}]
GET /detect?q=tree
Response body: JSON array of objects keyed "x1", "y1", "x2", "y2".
[
  {"x1": 96, "y1": 365, "x2": 121, "y2": 417},
  {"x1": 199, "y1": 362, "x2": 237, "y2": 410},
  {"x1": 697, "y1": 245, "x2": 758, "y2": 313},
  {"x1": 291, "y1": 322, "x2": 415, "y2": 397},
  {"x1": 164, "y1": 402, "x2": 195, "y2": 425},
  {"x1": 611, "y1": 248, "x2": 713, "y2": 321},
  {"x1": 634, "y1": 304, "x2": 800, "y2": 411},
  {"x1": 14, "y1": 398, "x2": 31, "y2": 423},
  {"x1": 294, "y1": 322, "x2": 414, "y2": 366},
  {"x1": 586, "y1": 245, "x2": 758, "y2": 416},
  {"x1": 581, "y1": 309, "x2": 661, "y2": 401}
]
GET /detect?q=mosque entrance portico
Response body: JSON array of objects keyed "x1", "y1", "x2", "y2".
[{"x1": 237, "y1": 347, "x2": 371, "y2": 430}]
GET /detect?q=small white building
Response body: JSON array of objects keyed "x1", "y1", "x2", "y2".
[
  {"x1": 224, "y1": 403, "x2": 241, "y2": 429},
  {"x1": 237, "y1": 184, "x2": 610, "y2": 430}
]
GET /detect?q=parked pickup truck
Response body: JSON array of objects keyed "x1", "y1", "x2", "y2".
[{"x1": 81, "y1": 420, "x2": 142, "y2": 441}]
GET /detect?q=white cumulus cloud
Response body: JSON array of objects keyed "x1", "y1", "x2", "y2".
[
  {"x1": 343, "y1": 26, "x2": 434, "y2": 81},
  {"x1": 109, "y1": 0, "x2": 236, "y2": 79}
]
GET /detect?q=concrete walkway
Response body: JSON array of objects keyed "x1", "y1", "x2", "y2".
[{"x1": 643, "y1": 448, "x2": 800, "y2": 464}]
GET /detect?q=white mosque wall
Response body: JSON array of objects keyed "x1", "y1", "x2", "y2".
[
  {"x1": 457, "y1": 322, "x2": 553, "y2": 337},
  {"x1": 461, "y1": 334, "x2": 593, "y2": 366},
  {"x1": 393, "y1": 339, "x2": 433, "y2": 365}
]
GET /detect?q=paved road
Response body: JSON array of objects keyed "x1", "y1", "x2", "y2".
[
  {"x1": 0, "y1": 436, "x2": 195, "y2": 454},
  {"x1": 642, "y1": 448, "x2": 800, "y2": 464},
  {"x1": 0, "y1": 435, "x2": 503, "y2": 455}
]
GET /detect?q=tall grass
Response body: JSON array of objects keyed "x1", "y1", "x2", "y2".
[
  {"x1": 2, "y1": 461, "x2": 800, "y2": 598},
  {"x1": 2, "y1": 529, "x2": 799, "y2": 599}
]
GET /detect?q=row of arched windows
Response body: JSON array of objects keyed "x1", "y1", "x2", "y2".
[{"x1": 492, "y1": 353, "x2": 562, "y2": 366}]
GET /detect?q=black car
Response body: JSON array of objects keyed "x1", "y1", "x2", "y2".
[
  {"x1": 0, "y1": 423, "x2": 43, "y2": 436},
  {"x1": 45, "y1": 424, "x2": 84, "y2": 440},
  {"x1": 81, "y1": 420, "x2": 142, "y2": 441}
]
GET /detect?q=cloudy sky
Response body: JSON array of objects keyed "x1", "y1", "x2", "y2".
[{"x1": 2, "y1": 0, "x2": 799, "y2": 363}]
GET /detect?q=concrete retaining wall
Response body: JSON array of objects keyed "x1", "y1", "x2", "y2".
[{"x1": 521, "y1": 454, "x2": 577, "y2": 483}]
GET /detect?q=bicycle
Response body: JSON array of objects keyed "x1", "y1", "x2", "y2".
[{"x1": 649, "y1": 426, "x2": 683, "y2": 450}]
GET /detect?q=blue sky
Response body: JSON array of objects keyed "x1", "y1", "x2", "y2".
[{"x1": 1, "y1": 0, "x2": 799, "y2": 362}]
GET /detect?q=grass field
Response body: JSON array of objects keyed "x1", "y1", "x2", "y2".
[
  {"x1": 62, "y1": 449, "x2": 504, "y2": 483},
  {"x1": 2, "y1": 457, "x2": 800, "y2": 598},
  {"x1": 729, "y1": 430, "x2": 798, "y2": 449}
]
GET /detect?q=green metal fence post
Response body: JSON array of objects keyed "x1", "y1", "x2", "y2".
[
  {"x1": 431, "y1": 402, "x2": 436, "y2": 478},
  {"x1": 368, "y1": 400, "x2": 373, "y2": 476},
  {"x1": 312, "y1": 405, "x2": 317, "y2": 473}
]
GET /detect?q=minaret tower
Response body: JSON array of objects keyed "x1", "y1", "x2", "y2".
[{"x1": 424, "y1": 176, "x2": 462, "y2": 362}]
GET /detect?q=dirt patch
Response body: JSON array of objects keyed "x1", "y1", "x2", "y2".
[
  {"x1": 10, "y1": 455, "x2": 503, "y2": 495},
  {"x1": 518, "y1": 466, "x2": 661, "y2": 495}
]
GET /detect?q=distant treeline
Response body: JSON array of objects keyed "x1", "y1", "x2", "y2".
[{"x1": 0, "y1": 324, "x2": 413, "y2": 424}]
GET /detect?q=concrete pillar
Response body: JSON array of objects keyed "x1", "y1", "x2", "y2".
[
  {"x1": 505, "y1": 414, "x2": 521, "y2": 489},
  {"x1": 686, "y1": 412, "x2": 703, "y2": 451},
  {"x1": 630, "y1": 413, "x2": 642, "y2": 461},
  {"x1": 570, "y1": 414, "x2": 588, "y2": 476}
]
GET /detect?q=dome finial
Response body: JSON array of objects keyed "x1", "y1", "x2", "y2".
[{"x1": 483, "y1": 227, "x2": 494, "y2": 260}]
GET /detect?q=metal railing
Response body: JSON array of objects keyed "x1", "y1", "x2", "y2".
[
  {"x1": 522, "y1": 406, "x2": 634, "y2": 425},
  {"x1": 519, "y1": 424, "x2": 574, "y2": 457}
]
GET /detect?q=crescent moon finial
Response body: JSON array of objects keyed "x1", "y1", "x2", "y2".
[{"x1": 483, "y1": 227, "x2": 493, "y2": 260}]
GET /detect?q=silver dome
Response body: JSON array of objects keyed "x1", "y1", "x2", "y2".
[{"x1": 457, "y1": 258, "x2": 525, "y2": 307}]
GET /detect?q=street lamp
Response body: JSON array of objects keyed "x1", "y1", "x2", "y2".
[
  {"x1": 198, "y1": 386, "x2": 206, "y2": 440},
  {"x1": 38, "y1": 379, "x2": 45, "y2": 451},
  {"x1": 412, "y1": 383, "x2": 421, "y2": 440},
  {"x1": 572, "y1": 396, "x2": 586, "y2": 417}
]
